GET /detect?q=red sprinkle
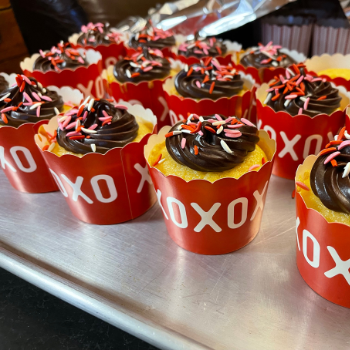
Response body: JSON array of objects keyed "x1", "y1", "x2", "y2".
[
  {"x1": 319, "y1": 147, "x2": 336, "y2": 156},
  {"x1": 291, "y1": 189, "x2": 296, "y2": 199},
  {"x1": 42, "y1": 145, "x2": 49, "y2": 151},
  {"x1": 194, "y1": 145, "x2": 199, "y2": 155},
  {"x1": 262, "y1": 157, "x2": 266, "y2": 164},
  {"x1": 165, "y1": 132, "x2": 174, "y2": 138},
  {"x1": 152, "y1": 154, "x2": 162, "y2": 167},
  {"x1": 331, "y1": 159, "x2": 338, "y2": 167},
  {"x1": 209, "y1": 82, "x2": 215, "y2": 94},
  {"x1": 317, "y1": 95, "x2": 327, "y2": 101},
  {"x1": 204, "y1": 125, "x2": 216, "y2": 133},
  {"x1": 338, "y1": 126, "x2": 346, "y2": 141},
  {"x1": 69, "y1": 135, "x2": 85, "y2": 140},
  {"x1": 296, "y1": 181, "x2": 310, "y2": 191},
  {"x1": 187, "y1": 67, "x2": 193, "y2": 77},
  {"x1": 1, "y1": 113, "x2": 8, "y2": 124}
]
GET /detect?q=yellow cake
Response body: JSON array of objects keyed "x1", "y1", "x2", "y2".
[{"x1": 318, "y1": 68, "x2": 350, "y2": 80}]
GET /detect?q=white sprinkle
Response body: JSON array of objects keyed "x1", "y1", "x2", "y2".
[
  {"x1": 137, "y1": 54, "x2": 143, "y2": 61},
  {"x1": 76, "y1": 119, "x2": 81, "y2": 130},
  {"x1": 182, "y1": 130, "x2": 191, "y2": 134},
  {"x1": 126, "y1": 69, "x2": 131, "y2": 78},
  {"x1": 29, "y1": 103, "x2": 41, "y2": 110},
  {"x1": 300, "y1": 97, "x2": 307, "y2": 102},
  {"x1": 212, "y1": 121, "x2": 226, "y2": 126},
  {"x1": 82, "y1": 127, "x2": 97, "y2": 134},
  {"x1": 130, "y1": 62, "x2": 140, "y2": 68},
  {"x1": 220, "y1": 140, "x2": 232, "y2": 154},
  {"x1": 184, "y1": 64, "x2": 188, "y2": 72},
  {"x1": 88, "y1": 98, "x2": 94, "y2": 111},
  {"x1": 271, "y1": 61, "x2": 278, "y2": 67},
  {"x1": 286, "y1": 68, "x2": 294, "y2": 77},
  {"x1": 91, "y1": 144, "x2": 96, "y2": 152},
  {"x1": 264, "y1": 93, "x2": 272, "y2": 105},
  {"x1": 58, "y1": 115, "x2": 67, "y2": 122},
  {"x1": 48, "y1": 142, "x2": 56, "y2": 152},
  {"x1": 42, "y1": 88, "x2": 46, "y2": 93},
  {"x1": 54, "y1": 107, "x2": 60, "y2": 115},
  {"x1": 334, "y1": 135, "x2": 338, "y2": 141},
  {"x1": 284, "y1": 99, "x2": 292, "y2": 108},
  {"x1": 38, "y1": 92, "x2": 42, "y2": 97},
  {"x1": 343, "y1": 162, "x2": 350, "y2": 178},
  {"x1": 199, "y1": 116, "x2": 204, "y2": 122},
  {"x1": 38, "y1": 82, "x2": 43, "y2": 89},
  {"x1": 344, "y1": 131, "x2": 350, "y2": 140},
  {"x1": 158, "y1": 158, "x2": 166, "y2": 164},
  {"x1": 0, "y1": 93, "x2": 10, "y2": 101},
  {"x1": 172, "y1": 130, "x2": 182, "y2": 135},
  {"x1": 217, "y1": 126, "x2": 223, "y2": 134},
  {"x1": 82, "y1": 96, "x2": 90, "y2": 106}
]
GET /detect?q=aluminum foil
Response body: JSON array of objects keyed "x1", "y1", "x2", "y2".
[{"x1": 115, "y1": 0, "x2": 293, "y2": 36}]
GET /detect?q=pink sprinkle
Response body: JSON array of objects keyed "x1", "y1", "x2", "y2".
[
  {"x1": 66, "y1": 131, "x2": 81, "y2": 137},
  {"x1": 102, "y1": 110, "x2": 110, "y2": 119},
  {"x1": 62, "y1": 116, "x2": 72, "y2": 128},
  {"x1": 191, "y1": 114, "x2": 200, "y2": 120},
  {"x1": 275, "y1": 88, "x2": 278, "y2": 95},
  {"x1": 198, "y1": 130, "x2": 203, "y2": 136},
  {"x1": 181, "y1": 138, "x2": 186, "y2": 149},
  {"x1": 114, "y1": 104, "x2": 128, "y2": 110},
  {"x1": 41, "y1": 95, "x2": 52, "y2": 102},
  {"x1": 298, "y1": 108, "x2": 303, "y2": 115},
  {"x1": 338, "y1": 140, "x2": 350, "y2": 150},
  {"x1": 249, "y1": 164, "x2": 260, "y2": 171},
  {"x1": 65, "y1": 121, "x2": 77, "y2": 130},
  {"x1": 21, "y1": 75, "x2": 32, "y2": 85},
  {"x1": 261, "y1": 59, "x2": 270, "y2": 64},
  {"x1": 224, "y1": 133, "x2": 241, "y2": 138},
  {"x1": 225, "y1": 117, "x2": 233, "y2": 123},
  {"x1": 296, "y1": 75, "x2": 304, "y2": 86},
  {"x1": 39, "y1": 49, "x2": 45, "y2": 58},
  {"x1": 99, "y1": 116, "x2": 112, "y2": 121},
  {"x1": 77, "y1": 57, "x2": 85, "y2": 64},
  {"x1": 225, "y1": 129, "x2": 242, "y2": 135},
  {"x1": 36, "y1": 105, "x2": 41, "y2": 117},
  {"x1": 241, "y1": 118, "x2": 255, "y2": 127},
  {"x1": 279, "y1": 75, "x2": 286, "y2": 84},
  {"x1": 312, "y1": 78, "x2": 322, "y2": 82},
  {"x1": 196, "y1": 81, "x2": 201, "y2": 88},
  {"x1": 23, "y1": 103, "x2": 33, "y2": 106},
  {"x1": 143, "y1": 66, "x2": 153, "y2": 72},
  {"x1": 66, "y1": 108, "x2": 78, "y2": 116},
  {"x1": 303, "y1": 97, "x2": 310, "y2": 110},
  {"x1": 266, "y1": 87, "x2": 275, "y2": 92},
  {"x1": 88, "y1": 124, "x2": 98, "y2": 130},
  {"x1": 215, "y1": 114, "x2": 222, "y2": 121},
  {"x1": 58, "y1": 122, "x2": 64, "y2": 131},
  {"x1": 82, "y1": 111, "x2": 88, "y2": 120},
  {"x1": 227, "y1": 124, "x2": 243, "y2": 129},
  {"x1": 23, "y1": 92, "x2": 32, "y2": 103},
  {"x1": 32, "y1": 92, "x2": 41, "y2": 102},
  {"x1": 0, "y1": 107, "x2": 14, "y2": 113},
  {"x1": 211, "y1": 60, "x2": 221, "y2": 70},
  {"x1": 285, "y1": 94, "x2": 298, "y2": 99},
  {"x1": 324, "y1": 151, "x2": 340, "y2": 165},
  {"x1": 286, "y1": 70, "x2": 290, "y2": 79}
]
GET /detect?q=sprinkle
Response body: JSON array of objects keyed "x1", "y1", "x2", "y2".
[
  {"x1": 62, "y1": 116, "x2": 72, "y2": 129},
  {"x1": 318, "y1": 147, "x2": 336, "y2": 156},
  {"x1": 114, "y1": 104, "x2": 128, "y2": 110},
  {"x1": 331, "y1": 159, "x2": 338, "y2": 167},
  {"x1": 29, "y1": 103, "x2": 41, "y2": 110},
  {"x1": 181, "y1": 138, "x2": 186, "y2": 149},
  {"x1": 204, "y1": 126, "x2": 216, "y2": 133},
  {"x1": 284, "y1": 99, "x2": 291, "y2": 108},
  {"x1": 209, "y1": 82, "x2": 215, "y2": 94},
  {"x1": 303, "y1": 97, "x2": 310, "y2": 110},
  {"x1": 217, "y1": 126, "x2": 223, "y2": 134},
  {"x1": 215, "y1": 114, "x2": 223, "y2": 121},
  {"x1": 338, "y1": 127, "x2": 346, "y2": 141},
  {"x1": 342, "y1": 163, "x2": 350, "y2": 178},
  {"x1": 32, "y1": 92, "x2": 41, "y2": 102},
  {"x1": 220, "y1": 140, "x2": 232, "y2": 154},
  {"x1": 227, "y1": 124, "x2": 242, "y2": 129},
  {"x1": 1, "y1": 113, "x2": 8, "y2": 124},
  {"x1": 91, "y1": 144, "x2": 96, "y2": 152},
  {"x1": 317, "y1": 95, "x2": 327, "y2": 101},
  {"x1": 296, "y1": 181, "x2": 310, "y2": 191},
  {"x1": 264, "y1": 93, "x2": 272, "y2": 104},
  {"x1": 88, "y1": 98, "x2": 95, "y2": 111},
  {"x1": 344, "y1": 131, "x2": 350, "y2": 140},
  {"x1": 81, "y1": 127, "x2": 97, "y2": 134},
  {"x1": 196, "y1": 81, "x2": 201, "y2": 88},
  {"x1": 194, "y1": 145, "x2": 199, "y2": 155},
  {"x1": 152, "y1": 154, "x2": 162, "y2": 166},
  {"x1": 298, "y1": 108, "x2": 303, "y2": 115},
  {"x1": 165, "y1": 132, "x2": 174, "y2": 138},
  {"x1": 212, "y1": 121, "x2": 226, "y2": 126},
  {"x1": 23, "y1": 92, "x2": 32, "y2": 103},
  {"x1": 285, "y1": 94, "x2": 298, "y2": 99},
  {"x1": 69, "y1": 135, "x2": 85, "y2": 140},
  {"x1": 324, "y1": 151, "x2": 340, "y2": 165},
  {"x1": 249, "y1": 164, "x2": 260, "y2": 171},
  {"x1": 36, "y1": 105, "x2": 41, "y2": 117},
  {"x1": 262, "y1": 157, "x2": 266, "y2": 164},
  {"x1": 338, "y1": 140, "x2": 350, "y2": 150}
]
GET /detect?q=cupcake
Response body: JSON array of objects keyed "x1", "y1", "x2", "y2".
[
  {"x1": 173, "y1": 33, "x2": 241, "y2": 66},
  {"x1": 35, "y1": 99, "x2": 157, "y2": 224},
  {"x1": 144, "y1": 115, "x2": 276, "y2": 254},
  {"x1": 127, "y1": 20, "x2": 175, "y2": 57},
  {"x1": 305, "y1": 53, "x2": 350, "y2": 92},
  {"x1": 69, "y1": 22, "x2": 127, "y2": 68},
  {"x1": 21, "y1": 42, "x2": 103, "y2": 99},
  {"x1": 236, "y1": 42, "x2": 306, "y2": 85},
  {"x1": 0, "y1": 73, "x2": 83, "y2": 193},
  {"x1": 0, "y1": 75, "x2": 9, "y2": 93},
  {"x1": 295, "y1": 132, "x2": 350, "y2": 308},
  {"x1": 104, "y1": 47, "x2": 180, "y2": 129},
  {"x1": 256, "y1": 63, "x2": 349, "y2": 179},
  {"x1": 163, "y1": 57, "x2": 257, "y2": 125}
]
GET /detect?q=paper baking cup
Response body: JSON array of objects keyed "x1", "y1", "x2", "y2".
[
  {"x1": 20, "y1": 49, "x2": 104, "y2": 99},
  {"x1": 169, "y1": 35, "x2": 242, "y2": 66},
  {"x1": 0, "y1": 79, "x2": 83, "y2": 193},
  {"x1": 69, "y1": 33, "x2": 127, "y2": 69},
  {"x1": 295, "y1": 156, "x2": 350, "y2": 308},
  {"x1": 256, "y1": 83, "x2": 350, "y2": 180},
  {"x1": 144, "y1": 127, "x2": 276, "y2": 255},
  {"x1": 34, "y1": 102, "x2": 157, "y2": 225},
  {"x1": 103, "y1": 59, "x2": 184, "y2": 130},
  {"x1": 233, "y1": 48, "x2": 306, "y2": 85},
  {"x1": 305, "y1": 53, "x2": 350, "y2": 91},
  {"x1": 163, "y1": 72, "x2": 258, "y2": 126}
]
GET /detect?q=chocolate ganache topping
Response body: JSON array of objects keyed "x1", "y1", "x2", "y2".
[
  {"x1": 77, "y1": 22, "x2": 124, "y2": 46},
  {"x1": 310, "y1": 127, "x2": 350, "y2": 214},
  {"x1": 33, "y1": 42, "x2": 89, "y2": 72},
  {"x1": 178, "y1": 33, "x2": 227, "y2": 58},
  {"x1": 56, "y1": 97, "x2": 139, "y2": 154},
  {"x1": 265, "y1": 64, "x2": 341, "y2": 117},
  {"x1": 175, "y1": 57, "x2": 244, "y2": 100},
  {"x1": 240, "y1": 42, "x2": 295, "y2": 69},
  {"x1": 114, "y1": 48, "x2": 170, "y2": 83},
  {"x1": 0, "y1": 76, "x2": 9, "y2": 93},
  {"x1": 129, "y1": 21, "x2": 175, "y2": 50},
  {"x1": 165, "y1": 114, "x2": 259, "y2": 172},
  {"x1": 0, "y1": 74, "x2": 64, "y2": 127}
]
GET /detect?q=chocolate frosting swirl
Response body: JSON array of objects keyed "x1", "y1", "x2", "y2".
[
  {"x1": 0, "y1": 75, "x2": 64, "y2": 127},
  {"x1": 178, "y1": 33, "x2": 227, "y2": 58},
  {"x1": 265, "y1": 65, "x2": 341, "y2": 117},
  {"x1": 165, "y1": 114, "x2": 259, "y2": 172},
  {"x1": 175, "y1": 58, "x2": 244, "y2": 100},
  {"x1": 129, "y1": 21, "x2": 175, "y2": 50},
  {"x1": 33, "y1": 42, "x2": 88, "y2": 72},
  {"x1": 56, "y1": 98, "x2": 139, "y2": 154},
  {"x1": 77, "y1": 22, "x2": 123, "y2": 46},
  {"x1": 114, "y1": 48, "x2": 170, "y2": 83},
  {"x1": 0, "y1": 76, "x2": 9, "y2": 93},
  {"x1": 240, "y1": 42, "x2": 295, "y2": 69},
  {"x1": 310, "y1": 130, "x2": 350, "y2": 214}
]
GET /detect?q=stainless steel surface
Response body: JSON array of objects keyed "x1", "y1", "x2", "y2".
[{"x1": 0, "y1": 172, "x2": 349, "y2": 350}]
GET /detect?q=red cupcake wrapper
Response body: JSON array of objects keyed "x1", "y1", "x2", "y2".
[
  {"x1": 35, "y1": 102, "x2": 157, "y2": 225},
  {"x1": 296, "y1": 156, "x2": 350, "y2": 308},
  {"x1": 0, "y1": 81, "x2": 83, "y2": 193},
  {"x1": 163, "y1": 73, "x2": 258, "y2": 125},
  {"x1": 106, "y1": 78, "x2": 171, "y2": 130},
  {"x1": 256, "y1": 83, "x2": 350, "y2": 180},
  {"x1": 144, "y1": 127, "x2": 276, "y2": 255},
  {"x1": 20, "y1": 50, "x2": 104, "y2": 99}
]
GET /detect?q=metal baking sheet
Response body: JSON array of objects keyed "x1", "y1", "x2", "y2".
[{"x1": 0, "y1": 171, "x2": 349, "y2": 350}]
